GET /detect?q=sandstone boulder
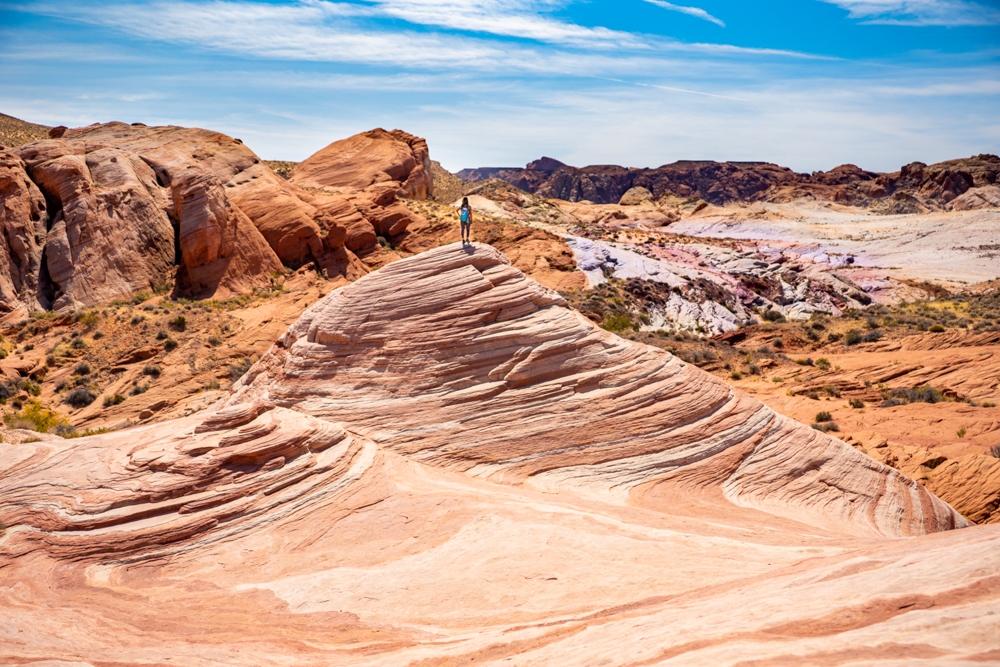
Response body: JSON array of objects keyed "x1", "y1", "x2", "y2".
[
  {"x1": 618, "y1": 186, "x2": 654, "y2": 206},
  {"x1": 951, "y1": 185, "x2": 1000, "y2": 211},
  {"x1": 290, "y1": 128, "x2": 433, "y2": 199}
]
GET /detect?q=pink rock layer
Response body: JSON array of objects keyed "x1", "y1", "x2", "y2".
[{"x1": 1, "y1": 244, "x2": 997, "y2": 666}]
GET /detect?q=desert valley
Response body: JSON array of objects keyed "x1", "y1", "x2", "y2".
[{"x1": 1, "y1": 111, "x2": 999, "y2": 665}]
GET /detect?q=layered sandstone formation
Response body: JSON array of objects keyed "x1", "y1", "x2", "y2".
[
  {"x1": 0, "y1": 123, "x2": 432, "y2": 314},
  {"x1": 2, "y1": 244, "x2": 998, "y2": 665},
  {"x1": 460, "y1": 154, "x2": 1000, "y2": 211},
  {"x1": 290, "y1": 128, "x2": 432, "y2": 200}
]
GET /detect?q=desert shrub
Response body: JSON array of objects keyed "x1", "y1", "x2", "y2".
[
  {"x1": 849, "y1": 399, "x2": 865, "y2": 409},
  {"x1": 729, "y1": 371, "x2": 743, "y2": 380},
  {"x1": 132, "y1": 291, "x2": 153, "y2": 304},
  {"x1": 990, "y1": 444, "x2": 1000, "y2": 459},
  {"x1": 203, "y1": 379, "x2": 221, "y2": 391},
  {"x1": 4, "y1": 400, "x2": 70, "y2": 433},
  {"x1": 64, "y1": 387, "x2": 97, "y2": 408},
  {"x1": 207, "y1": 335, "x2": 222, "y2": 347},
  {"x1": 143, "y1": 363, "x2": 162, "y2": 378},
  {"x1": 78, "y1": 310, "x2": 100, "y2": 330},
  {"x1": 19, "y1": 379, "x2": 41, "y2": 396},
  {"x1": 795, "y1": 358, "x2": 814, "y2": 366},
  {"x1": 772, "y1": 337, "x2": 783, "y2": 348},
  {"x1": 164, "y1": 338, "x2": 178, "y2": 351},
  {"x1": 602, "y1": 313, "x2": 634, "y2": 333},
  {"x1": 92, "y1": 331, "x2": 104, "y2": 340},
  {"x1": 70, "y1": 337, "x2": 87, "y2": 349},
  {"x1": 168, "y1": 315, "x2": 187, "y2": 331},
  {"x1": 811, "y1": 321, "x2": 826, "y2": 330},
  {"x1": 880, "y1": 385, "x2": 944, "y2": 406},
  {"x1": 929, "y1": 324, "x2": 945, "y2": 333},
  {"x1": 156, "y1": 329, "x2": 168, "y2": 340},
  {"x1": 815, "y1": 411, "x2": 833, "y2": 422},
  {"x1": 130, "y1": 383, "x2": 149, "y2": 395},
  {"x1": 865, "y1": 316, "x2": 879, "y2": 329},
  {"x1": 763, "y1": 309, "x2": 786, "y2": 323},
  {"x1": 827, "y1": 331, "x2": 843, "y2": 342},
  {"x1": 229, "y1": 357, "x2": 253, "y2": 382},
  {"x1": 74, "y1": 374, "x2": 91, "y2": 387},
  {"x1": 103, "y1": 393, "x2": 125, "y2": 407},
  {"x1": 74, "y1": 362, "x2": 91, "y2": 376},
  {"x1": 747, "y1": 363, "x2": 761, "y2": 375},
  {"x1": 815, "y1": 358, "x2": 831, "y2": 371},
  {"x1": 822, "y1": 385, "x2": 841, "y2": 398},
  {"x1": 812, "y1": 422, "x2": 840, "y2": 433},
  {"x1": 772, "y1": 376, "x2": 784, "y2": 383},
  {"x1": 805, "y1": 328, "x2": 819, "y2": 341},
  {"x1": 845, "y1": 330, "x2": 862, "y2": 346},
  {"x1": 957, "y1": 428, "x2": 967, "y2": 438},
  {"x1": 130, "y1": 315, "x2": 146, "y2": 326},
  {"x1": 862, "y1": 330, "x2": 883, "y2": 343}
]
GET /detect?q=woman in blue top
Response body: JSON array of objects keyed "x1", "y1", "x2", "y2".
[{"x1": 459, "y1": 197, "x2": 473, "y2": 244}]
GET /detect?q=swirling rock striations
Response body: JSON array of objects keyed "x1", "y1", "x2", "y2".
[
  {"x1": 1, "y1": 245, "x2": 997, "y2": 666},
  {"x1": 227, "y1": 243, "x2": 962, "y2": 538}
]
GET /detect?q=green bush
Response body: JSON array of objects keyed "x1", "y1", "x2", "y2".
[
  {"x1": 815, "y1": 358, "x2": 831, "y2": 371},
  {"x1": 849, "y1": 399, "x2": 865, "y2": 409},
  {"x1": 168, "y1": 315, "x2": 187, "y2": 331},
  {"x1": 845, "y1": 330, "x2": 862, "y2": 346},
  {"x1": 763, "y1": 309, "x2": 786, "y2": 323},
  {"x1": 103, "y1": 393, "x2": 125, "y2": 407},
  {"x1": 132, "y1": 291, "x2": 152, "y2": 304},
  {"x1": 156, "y1": 330, "x2": 168, "y2": 340},
  {"x1": 4, "y1": 400, "x2": 70, "y2": 432},
  {"x1": 74, "y1": 362, "x2": 91, "y2": 376},
  {"x1": 207, "y1": 335, "x2": 222, "y2": 347},
  {"x1": 164, "y1": 338, "x2": 178, "y2": 351},
  {"x1": 601, "y1": 313, "x2": 634, "y2": 333},
  {"x1": 929, "y1": 324, "x2": 945, "y2": 333},
  {"x1": 143, "y1": 364, "x2": 162, "y2": 378},
  {"x1": 815, "y1": 411, "x2": 833, "y2": 422}
]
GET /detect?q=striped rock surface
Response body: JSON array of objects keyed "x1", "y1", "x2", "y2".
[{"x1": 1, "y1": 243, "x2": 998, "y2": 666}]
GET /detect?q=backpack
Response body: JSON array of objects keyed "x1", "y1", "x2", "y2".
[{"x1": 460, "y1": 206, "x2": 470, "y2": 223}]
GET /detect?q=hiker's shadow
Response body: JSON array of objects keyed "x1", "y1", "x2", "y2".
[{"x1": 460, "y1": 242, "x2": 476, "y2": 255}]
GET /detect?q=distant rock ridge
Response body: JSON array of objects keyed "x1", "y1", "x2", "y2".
[{"x1": 460, "y1": 154, "x2": 1000, "y2": 211}]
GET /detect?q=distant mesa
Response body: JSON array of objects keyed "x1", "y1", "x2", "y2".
[{"x1": 459, "y1": 153, "x2": 1000, "y2": 211}]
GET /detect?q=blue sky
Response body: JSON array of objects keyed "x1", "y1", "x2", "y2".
[{"x1": 2, "y1": 0, "x2": 998, "y2": 172}]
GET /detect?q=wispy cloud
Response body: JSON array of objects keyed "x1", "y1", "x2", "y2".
[
  {"x1": 819, "y1": 0, "x2": 1000, "y2": 26},
  {"x1": 18, "y1": 0, "x2": 820, "y2": 75},
  {"x1": 643, "y1": 0, "x2": 726, "y2": 27}
]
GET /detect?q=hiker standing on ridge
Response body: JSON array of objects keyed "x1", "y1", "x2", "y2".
[{"x1": 459, "y1": 197, "x2": 473, "y2": 244}]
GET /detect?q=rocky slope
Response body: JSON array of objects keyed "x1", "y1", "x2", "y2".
[
  {"x1": 0, "y1": 112, "x2": 51, "y2": 149},
  {"x1": 0, "y1": 122, "x2": 435, "y2": 315},
  {"x1": 460, "y1": 154, "x2": 1000, "y2": 211},
  {"x1": 4, "y1": 244, "x2": 998, "y2": 666}
]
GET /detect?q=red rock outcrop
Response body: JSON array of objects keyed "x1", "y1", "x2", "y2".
[
  {"x1": 1, "y1": 122, "x2": 433, "y2": 310},
  {"x1": 1, "y1": 244, "x2": 997, "y2": 665},
  {"x1": 290, "y1": 128, "x2": 433, "y2": 200},
  {"x1": 0, "y1": 151, "x2": 47, "y2": 311}
]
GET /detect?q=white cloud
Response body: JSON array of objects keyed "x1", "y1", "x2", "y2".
[
  {"x1": 643, "y1": 0, "x2": 726, "y2": 27},
  {"x1": 21, "y1": 0, "x2": 824, "y2": 73},
  {"x1": 819, "y1": 0, "x2": 1000, "y2": 26},
  {"x1": 369, "y1": 0, "x2": 646, "y2": 48}
]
